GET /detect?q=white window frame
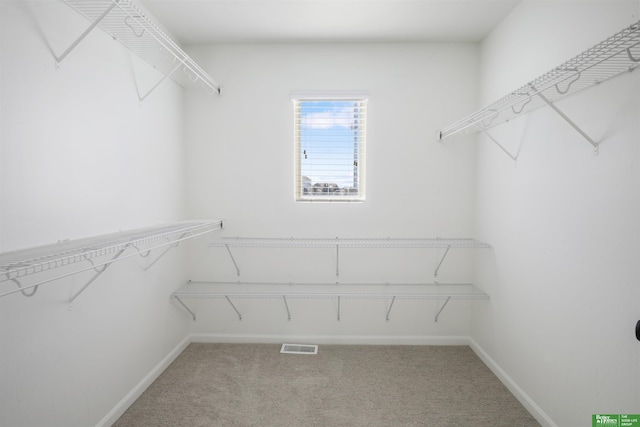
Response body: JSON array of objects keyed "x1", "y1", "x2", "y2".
[{"x1": 292, "y1": 91, "x2": 368, "y2": 202}]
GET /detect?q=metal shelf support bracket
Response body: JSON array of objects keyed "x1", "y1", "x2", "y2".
[
  {"x1": 386, "y1": 296, "x2": 397, "y2": 322},
  {"x1": 511, "y1": 93, "x2": 532, "y2": 114},
  {"x1": 129, "y1": 244, "x2": 151, "y2": 259},
  {"x1": 173, "y1": 295, "x2": 196, "y2": 321},
  {"x1": 283, "y1": 295, "x2": 291, "y2": 321},
  {"x1": 11, "y1": 278, "x2": 38, "y2": 297},
  {"x1": 336, "y1": 241, "x2": 340, "y2": 277},
  {"x1": 138, "y1": 61, "x2": 183, "y2": 102},
  {"x1": 481, "y1": 110, "x2": 499, "y2": 128},
  {"x1": 224, "y1": 244, "x2": 241, "y2": 276},
  {"x1": 143, "y1": 235, "x2": 183, "y2": 271},
  {"x1": 628, "y1": 43, "x2": 640, "y2": 62},
  {"x1": 435, "y1": 297, "x2": 452, "y2": 322},
  {"x1": 225, "y1": 295, "x2": 242, "y2": 320},
  {"x1": 337, "y1": 295, "x2": 341, "y2": 321},
  {"x1": 475, "y1": 124, "x2": 519, "y2": 161},
  {"x1": 83, "y1": 254, "x2": 109, "y2": 274},
  {"x1": 55, "y1": 0, "x2": 119, "y2": 65},
  {"x1": 531, "y1": 85, "x2": 599, "y2": 155},
  {"x1": 554, "y1": 71, "x2": 581, "y2": 95},
  {"x1": 68, "y1": 247, "x2": 128, "y2": 304},
  {"x1": 433, "y1": 244, "x2": 452, "y2": 283}
]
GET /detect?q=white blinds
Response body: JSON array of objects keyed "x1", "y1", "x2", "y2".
[{"x1": 293, "y1": 97, "x2": 367, "y2": 202}]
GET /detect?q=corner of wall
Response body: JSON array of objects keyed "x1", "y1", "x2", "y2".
[
  {"x1": 96, "y1": 335, "x2": 191, "y2": 426},
  {"x1": 468, "y1": 338, "x2": 557, "y2": 427}
]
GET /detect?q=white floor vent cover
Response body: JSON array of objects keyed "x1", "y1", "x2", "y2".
[{"x1": 280, "y1": 343, "x2": 318, "y2": 355}]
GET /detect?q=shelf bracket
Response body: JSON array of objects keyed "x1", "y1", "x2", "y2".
[
  {"x1": 225, "y1": 295, "x2": 242, "y2": 320},
  {"x1": 143, "y1": 235, "x2": 184, "y2": 271},
  {"x1": 55, "y1": 0, "x2": 119, "y2": 66},
  {"x1": 554, "y1": 70, "x2": 581, "y2": 95},
  {"x1": 11, "y1": 278, "x2": 38, "y2": 297},
  {"x1": 433, "y1": 244, "x2": 451, "y2": 284},
  {"x1": 475, "y1": 124, "x2": 518, "y2": 161},
  {"x1": 337, "y1": 295, "x2": 341, "y2": 321},
  {"x1": 138, "y1": 61, "x2": 183, "y2": 102},
  {"x1": 336, "y1": 241, "x2": 340, "y2": 277},
  {"x1": 224, "y1": 244, "x2": 241, "y2": 276},
  {"x1": 531, "y1": 85, "x2": 599, "y2": 155},
  {"x1": 82, "y1": 251, "x2": 111, "y2": 274},
  {"x1": 434, "y1": 297, "x2": 452, "y2": 322},
  {"x1": 173, "y1": 295, "x2": 196, "y2": 321},
  {"x1": 283, "y1": 295, "x2": 291, "y2": 321},
  {"x1": 481, "y1": 110, "x2": 499, "y2": 128},
  {"x1": 68, "y1": 247, "x2": 128, "y2": 304},
  {"x1": 628, "y1": 43, "x2": 640, "y2": 62},
  {"x1": 511, "y1": 93, "x2": 532, "y2": 114},
  {"x1": 386, "y1": 296, "x2": 397, "y2": 322},
  {"x1": 129, "y1": 244, "x2": 151, "y2": 259}
]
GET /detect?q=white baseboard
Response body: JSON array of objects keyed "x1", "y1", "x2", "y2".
[
  {"x1": 468, "y1": 338, "x2": 557, "y2": 427},
  {"x1": 96, "y1": 336, "x2": 191, "y2": 427},
  {"x1": 189, "y1": 333, "x2": 470, "y2": 346}
]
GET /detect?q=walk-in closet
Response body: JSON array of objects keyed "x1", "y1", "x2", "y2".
[{"x1": 1, "y1": 1, "x2": 639, "y2": 426}]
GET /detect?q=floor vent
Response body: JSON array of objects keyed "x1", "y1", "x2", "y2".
[{"x1": 280, "y1": 343, "x2": 318, "y2": 355}]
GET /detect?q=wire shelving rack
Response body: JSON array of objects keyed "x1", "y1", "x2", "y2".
[
  {"x1": 437, "y1": 20, "x2": 640, "y2": 156},
  {"x1": 0, "y1": 219, "x2": 223, "y2": 300},
  {"x1": 184, "y1": 236, "x2": 493, "y2": 322},
  {"x1": 58, "y1": 0, "x2": 221, "y2": 100},
  {"x1": 172, "y1": 281, "x2": 489, "y2": 323},
  {"x1": 209, "y1": 236, "x2": 491, "y2": 277}
]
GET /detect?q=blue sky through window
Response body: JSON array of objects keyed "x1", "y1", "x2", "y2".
[{"x1": 299, "y1": 100, "x2": 363, "y2": 192}]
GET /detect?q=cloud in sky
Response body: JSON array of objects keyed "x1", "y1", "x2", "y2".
[{"x1": 301, "y1": 106, "x2": 356, "y2": 130}]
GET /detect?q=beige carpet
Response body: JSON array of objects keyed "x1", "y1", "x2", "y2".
[{"x1": 113, "y1": 343, "x2": 540, "y2": 427}]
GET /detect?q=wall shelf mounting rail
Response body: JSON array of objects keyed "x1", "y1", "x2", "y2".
[
  {"x1": 437, "y1": 20, "x2": 640, "y2": 156},
  {"x1": 58, "y1": 0, "x2": 221, "y2": 100},
  {"x1": 171, "y1": 281, "x2": 489, "y2": 322},
  {"x1": 0, "y1": 220, "x2": 223, "y2": 300}
]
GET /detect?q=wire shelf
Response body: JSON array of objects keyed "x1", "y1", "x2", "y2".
[
  {"x1": 171, "y1": 281, "x2": 489, "y2": 322},
  {"x1": 0, "y1": 220, "x2": 222, "y2": 289},
  {"x1": 210, "y1": 237, "x2": 492, "y2": 249},
  {"x1": 438, "y1": 20, "x2": 640, "y2": 140},
  {"x1": 173, "y1": 281, "x2": 489, "y2": 300},
  {"x1": 61, "y1": 0, "x2": 220, "y2": 94}
]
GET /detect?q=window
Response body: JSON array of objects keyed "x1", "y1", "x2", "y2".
[{"x1": 293, "y1": 92, "x2": 367, "y2": 202}]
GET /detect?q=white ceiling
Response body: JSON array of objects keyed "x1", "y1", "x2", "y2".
[{"x1": 140, "y1": 0, "x2": 522, "y2": 45}]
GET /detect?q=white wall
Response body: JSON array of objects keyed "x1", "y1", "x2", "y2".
[
  {"x1": 1, "y1": 1, "x2": 192, "y2": 425},
  {"x1": 185, "y1": 43, "x2": 479, "y2": 238},
  {"x1": 0, "y1": 0, "x2": 187, "y2": 252},
  {"x1": 182, "y1": 43, "x2": 483, "y2": 343},
  {"x1": 473, "y1": 1, "x2": 640, "y2": 426}
]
